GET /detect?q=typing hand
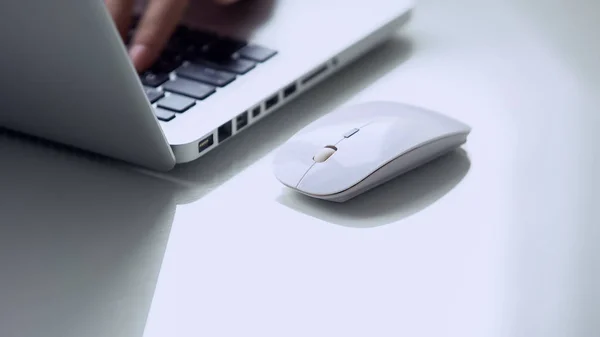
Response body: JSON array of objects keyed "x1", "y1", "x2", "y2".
[{"x1": 105, "y1": 0, "x2": 241, "y2": 72}]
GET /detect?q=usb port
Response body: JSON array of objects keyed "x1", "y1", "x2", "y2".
[
  {"x1": 251, "y1": 106, "x2": 261, "y2": 118},
  {"x1": 283, "y1": 83, "x2": 297, "y2": 98},
  {"x1": 265, "y1": 94, "x2": 279, "y2": 111},
  {"x1": 198, "y1": 134, "x2": 214, "y2": 153},
  {"x1": 236, "y1": 112, "x2": 248, "y2": 131}
]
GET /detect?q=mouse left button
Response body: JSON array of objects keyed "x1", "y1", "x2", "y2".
[{"x1": 273, "y1": 141, "x2": 318, "y2": 188}]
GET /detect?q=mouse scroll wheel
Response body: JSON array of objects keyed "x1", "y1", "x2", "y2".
[{"x1": 313, "y1": 145, "x2": 337, "y2": 163}]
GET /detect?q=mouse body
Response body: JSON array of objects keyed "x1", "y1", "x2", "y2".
[{"x1": 273, "y1": 101, "x2": 471, "y2": 202}]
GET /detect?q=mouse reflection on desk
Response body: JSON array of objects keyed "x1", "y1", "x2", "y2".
[{"x1": 273, "y1": 101, "x2": 472, "y2": 202}]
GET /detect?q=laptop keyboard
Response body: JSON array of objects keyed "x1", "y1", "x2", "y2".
[{"x1": 128, "y1": 20, "x2": 278, "y2": 122}]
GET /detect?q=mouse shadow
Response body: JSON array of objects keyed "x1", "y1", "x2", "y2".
[{"x1": 276, "y1": 149, "x2": 472, "y2": 228}]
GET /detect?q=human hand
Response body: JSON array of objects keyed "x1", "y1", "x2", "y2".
[{"x1": 104, "y1": 0, "x2": 241, "y2": 72}]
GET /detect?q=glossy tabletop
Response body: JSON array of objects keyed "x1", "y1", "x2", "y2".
[{"x1": 1, "y1": 0, "x2": 599, "y2": 336}]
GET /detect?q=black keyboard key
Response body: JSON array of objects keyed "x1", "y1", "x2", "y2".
[
  {"x1": 176, "y1": 63, "x2": 236, "y2": 87},
  {"x1": 162, "y1": 78, "x2": 216, "y2": 100},
  {"x1": 163, "y1": 41, "x2": 185, "y2": 57},
  {"x1": 151, "y1": 54, "x2": 184, "y2": 73},
  {"x1": 155, "y1": 108, "x2": 176, "y2": 121},
  {"x1": 144, "y1": 87, "x2": 164, "y2": 103},
  {"x1": 218, "y1": 37, "x2": 247, "y2": 50},
  {"x1": 203, "y1": 37, "x2": 247, "y2": 59},
  {"x1": 195, "y1": 57, "x2": 256, "y2": 75},
  {"x1": 170, "y1": 26, "x2": 192, "y2": 44},
  {"x1": 178, "y1": 32, "x2": 219, "y2": 60},
  {"x1": 188, "y1": 29, "x2": 218, "y2": 47},
  {"x1": 166, "y1": 29, "x2": 197, "y2": 55},
  {"x1": 157, "y1": 95, "x2": 196, "y2": 113},
  {"x1": 238, "y1": 45, "x2": 277, "y2": 62},
  {"x1": 181, "y1": 45, "x2": 202, "y2": 60},
  {"x1": 141, "y1": 72, "x2": 169, "y2": 87}
]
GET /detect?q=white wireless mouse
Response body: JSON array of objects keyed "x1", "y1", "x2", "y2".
[{"x1": 273, "y1": 101, "x2": 472, "y2": 202}]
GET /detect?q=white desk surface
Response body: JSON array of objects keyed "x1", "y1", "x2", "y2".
[{"x1": 1, "y1": 0, "x2": 599, "y2": 336}]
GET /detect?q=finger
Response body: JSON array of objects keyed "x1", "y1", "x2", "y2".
[
  {"x1": 129, "y1": 0, "x2": 189, "y2": 72},
  {"x1": 104, "y1": 0, "x2": 136, "y2": 40}
]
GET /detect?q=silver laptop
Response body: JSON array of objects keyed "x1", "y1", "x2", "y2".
[{"x1": 0, "y1": 0, "x2": 414, "y2": 171}]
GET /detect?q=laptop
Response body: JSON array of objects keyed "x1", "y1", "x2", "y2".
[{"x1": 0, "y1": 0, "x2": 414, "y2": 172}]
